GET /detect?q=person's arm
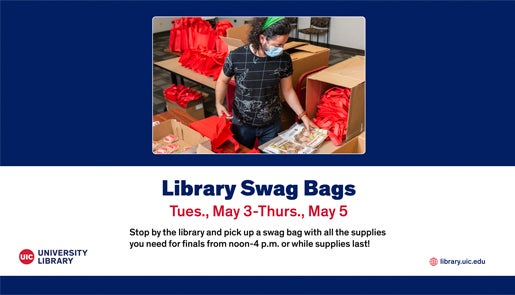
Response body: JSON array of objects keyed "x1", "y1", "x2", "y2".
[
  {"x1": 215, "y1": 72, "x2": 233, "y2": 119},
  {"x1": 280, "y1": 76, "x2": 318, "y2": 131}
]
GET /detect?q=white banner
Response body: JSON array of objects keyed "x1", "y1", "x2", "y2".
[{"x1": 1, "y1": 166, "x2": 512, "y2": 276}]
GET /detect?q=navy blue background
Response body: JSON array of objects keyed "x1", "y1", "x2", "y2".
[
  {"x1": 2, "y1": 276, "x2": 515, "y2": 294},
  {"x1": 2, "y1": 0, "x2": 515, "y2": 166},
  {"x1": 1, "y1": 1, "x2": 515, "y2": 292}
]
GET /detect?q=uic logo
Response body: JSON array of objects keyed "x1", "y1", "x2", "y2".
[{"x1": 19, "y1": 249, "x2": 35, "y2": 264}]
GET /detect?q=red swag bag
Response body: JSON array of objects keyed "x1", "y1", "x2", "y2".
[
  {"x1": 163, "y1": 84, "x2": 202, "y2": 108},
  {"x1": 189, "y1": 114, "x2": 239, "y2": 153},
  {"x1": 179, "y1": 49, "x2": 227, "y2": 80},
  {"x1": 214, "y1": 20, "x2": 233, "y2": 54},
  {"x1": 312, "y1": 87, "x2": 351, "y2": 146}
]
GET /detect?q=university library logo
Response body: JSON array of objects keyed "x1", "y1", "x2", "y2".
[{"x1": 19, "y1": 248, "x2": 89, "y2": 265}]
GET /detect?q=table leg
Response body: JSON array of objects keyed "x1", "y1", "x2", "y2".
[{"x1": 171, "y1": 72, "x2": 178, "y2": 85}]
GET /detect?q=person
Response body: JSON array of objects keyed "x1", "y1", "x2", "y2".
[{"x1": 215, "y1": 17, "x2": 318, "y2": 149}]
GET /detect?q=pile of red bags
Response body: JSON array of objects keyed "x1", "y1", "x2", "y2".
[
  {"x1": 312, "y1": 87, "x2": 351, "y2": 146},
  {"x1": 189, "y1": 114, "x2": 239, "y2": 153},
  {"x1": 163, "y1": 84, "x2": 202, "y2": 108},
  {"x1": 169, "y1": 17, "x2": 233, "y2": 54},
  {"x1": 169, "y1": 17, "x2": 212, "y2": 53},
  {"x1": 178, "y1": 49, "x2": 227, "y2": 80},
  {"x1": 170, "y1": 18, "x2": 233, "y2": 80}
]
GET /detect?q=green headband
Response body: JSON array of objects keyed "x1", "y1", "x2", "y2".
[{"x1": 262, "y1": 17, "x2": 285, "y2": 31}]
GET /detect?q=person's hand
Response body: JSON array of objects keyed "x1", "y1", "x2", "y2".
[
  {"x1": 301, "y1": 115, "x2": 318, "y2": 132},
  {"x1": 216, "y1": 103, "x2": 233, "y2": 119}
]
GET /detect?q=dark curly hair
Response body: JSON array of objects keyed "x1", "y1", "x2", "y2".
[{"x1": 248, "y1": 17, "x2": 291, "y2": 51}]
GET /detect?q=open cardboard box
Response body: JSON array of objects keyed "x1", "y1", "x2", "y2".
[
  {"x1": 153, "y1": 119, "x2": 213, "y2": 154},
  {"x1": 221, "y1": 24, "x2": 251, "y2": 47},
  {"x1": 257, "y1": 129, "x2": 365, "y2": 154},
  {"x1": 166, "y1": 100, "x2": 204, "y2": 121},
  {"x1": 322, "y1": 131, "x2": 365, "y2": 154},
  {"x1": 165, "y1": 91, "x2": 208, "y2": 121},
  {"x1": 285, "y1": 42, "x2": 330, "y2": 90},
  {"x1": 306, "y1": 55, "x2": 365, "y2": 153}
]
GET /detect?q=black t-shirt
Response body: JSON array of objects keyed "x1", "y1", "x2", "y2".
[{"x1": 223, "y1": 45, "x2": 293, "y2": 126}]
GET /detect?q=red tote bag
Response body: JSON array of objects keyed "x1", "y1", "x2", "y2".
[{"x1": 189, "y1": 114, "x2": 239, "y2": 153}]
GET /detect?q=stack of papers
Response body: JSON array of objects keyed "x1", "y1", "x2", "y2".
[{"x1": 262, "y1": 123, "x2": 328, "y2": 154}]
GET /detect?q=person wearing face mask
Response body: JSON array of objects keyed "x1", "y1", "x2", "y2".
[{"x1": 215, "y1": 17, "x2": 318, "y2": 149}]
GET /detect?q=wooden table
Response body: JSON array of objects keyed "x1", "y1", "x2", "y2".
[
  {"x1": 153, "y1": 109, "x2": 250, "y2": 154},
  {"x1": 154, "y1": 57, "x2": 217, "y2": 89}
]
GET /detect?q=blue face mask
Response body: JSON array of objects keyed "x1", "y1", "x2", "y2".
[{"x1": 264, "y1": 41, "x2": 283, "y2": 57}]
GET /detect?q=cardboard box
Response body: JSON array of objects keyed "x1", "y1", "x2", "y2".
[
  {"x1": 315, "y1": 132, "x2": 365, "y2": 154},
  {"x1": 258, "y1": 128, "x2": 365, "y2": 154},
  {"x1": 285, "y1": 42, "x2": 330, "y2": 91},
  {"x1": 153, "y1": 119, "x2": 213, "y2": 154},
  {"x1": 193, "y1": 144, "x2": 215, "y2": 154},
  {"x1": 306, "y1": 55, "x2": 365, "y2": 152},
  {"x1": 166, "y1": 98, "x2": 205, "y2": 121},
  {"x1": 222, "y1": 24, "x2": 251, "y2": 47}
]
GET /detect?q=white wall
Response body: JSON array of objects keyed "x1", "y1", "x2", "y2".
[
  {"x1": 328, "y1": 17, "x2": 365, "y2": 50},
  {"x1": 216, "y1": 17, "x2": 253, "y2": 27},
  {"x1": 152, "y1": 16, "x2": 247, "y2": 34},
  {"x1": 297, "y1": 17, "x2": 365, "y2": 50},
  {"x1": 152, "y1": 17, "x2": 174, "y2": 34},
  {"x1": 153, "y1": 16, "x2": 365, "y2": 51}
]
